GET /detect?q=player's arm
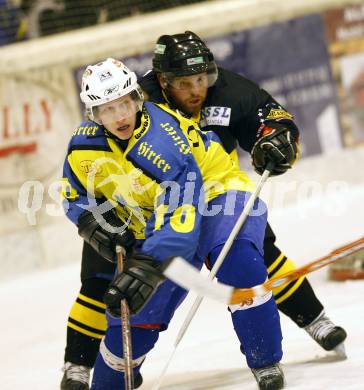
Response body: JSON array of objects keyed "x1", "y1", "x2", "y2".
[
  {"x1": 233, "y1": 79, "x2": 299, "y2": 176},
  {"x1": 61, "y1": 151, "x2": 135, "y2": 263}
]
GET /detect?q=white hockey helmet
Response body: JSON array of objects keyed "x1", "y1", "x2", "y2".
[{"x1": 80, "y1": 58, "x2": 143, "y2": 123}]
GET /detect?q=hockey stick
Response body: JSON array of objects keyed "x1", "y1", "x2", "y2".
[
  {"x1": 164, "y1": 237, "x2": 364, "y2": 304},
  {"x1": 151, "y1": 162, "x2": 275, "y2": 390},
  {"x1": 116, "y1": 246, "x2": 134, "y2": 390}
]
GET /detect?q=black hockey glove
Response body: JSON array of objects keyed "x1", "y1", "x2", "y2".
[
  {"x1": 251, "y1": 124, "x2": 298, "y2": 176},
  {"x1": 78, "y1": 209, "x2": 135, "y2": 263},
  {"x1": 104, "y1": 253, "x2": 165, "y2": 315}
]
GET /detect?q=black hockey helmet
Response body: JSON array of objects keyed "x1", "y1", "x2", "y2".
[{"x1": 152, "y1": 31, "x2": 218, "y2": 86}]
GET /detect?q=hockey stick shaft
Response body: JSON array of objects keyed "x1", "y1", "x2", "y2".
[
  {"x1": 165, "y1": 237, "x2": 364, "y2": 305},
  {"x1": 152, "y1": 163, "x2": 274, "y2": 390},
  {"x1": 176, "y1": 163, "x2": 273, "y2": 334},
  {"x1": 230, "y1": 236, "x2": 364, "y2": 303},
  {"x1": 116, "y1": 246, "x2": 134, "y2": 390}
]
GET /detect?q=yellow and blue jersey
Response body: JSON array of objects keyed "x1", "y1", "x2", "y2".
[{"x1": 62, "y1": 101, "x2": 255, "y2": 264}]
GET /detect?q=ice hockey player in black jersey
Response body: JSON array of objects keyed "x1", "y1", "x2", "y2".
[{"x1": 139, "y1": 30, "x2": 347, "y2": 387}]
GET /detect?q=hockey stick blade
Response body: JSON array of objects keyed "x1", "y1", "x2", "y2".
[
  {"x1": 164, "y1": 257, "x2": 234, "y2": 304},
  {"x1": 165, "y1": 237, "x2": 364, "y2": 305}
]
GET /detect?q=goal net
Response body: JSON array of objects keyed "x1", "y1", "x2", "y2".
[{"x1": 2, "y1": 0, "x2": 209, "y2": 44}]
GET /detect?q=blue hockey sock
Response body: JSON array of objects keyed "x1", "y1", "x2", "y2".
[
  {"x1": 210, "y1": 239, "x2": 283, "y2": 368},
  {"x1": 91, "y1": 326, "x2": 159, "y2": 389}
]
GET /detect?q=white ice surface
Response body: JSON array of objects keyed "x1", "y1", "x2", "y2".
[{"x1": 1, "y1": 186, "x2": 364, "y2": 390}]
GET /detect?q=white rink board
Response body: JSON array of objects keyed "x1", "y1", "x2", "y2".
[{"x1": 1, "y1": 144, "x2": 363, "y2": 281}]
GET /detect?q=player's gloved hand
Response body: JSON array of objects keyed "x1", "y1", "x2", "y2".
[
  {"x1": 251, "y1": 124, "x2": 298, "y2": 176},
  {"x1": 78, "y1": 209, "x2": 135, "y2": 263},
  {"x1": 104, "y1": 253, "x2": 165, "y2": 315}
]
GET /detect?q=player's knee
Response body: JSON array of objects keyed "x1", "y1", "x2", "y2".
[
  {"x1": 265, "y1": 253, "x2": 304, "y2": 300},
  {"x1": 268, "y1": 256, "x2": 298, "y2": 279},
  {"x1": 212, "y1": 239, "x2": 268, "y2": 288},
  {"x1": 229, "y1": 290, "x2": 273, "y2": 313},
  {"x1": 67, "y1": 278, "x2": 112, "y2": 339},
  {"x1": 68, "y1": 293, "x2": 107, "y2": 338}
]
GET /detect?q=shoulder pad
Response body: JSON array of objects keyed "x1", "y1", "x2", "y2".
[{"x1": 68, "y1": 120, "x2": 110, "y2": 150}]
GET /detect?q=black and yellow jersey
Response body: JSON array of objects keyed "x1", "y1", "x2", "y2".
[
  {"x1": 139, "y1": 68, "x2": 299, "y2": 161},
  {"x1": 139, "y1": 70, "x2": 309, "y2": 308},
  {"x1": 62, "y1": 102, "x2": 254, "y2": 263}
]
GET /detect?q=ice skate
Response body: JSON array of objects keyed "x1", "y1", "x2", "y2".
[
  {"x1": 251, "y1": 363, "x2": 284, "y2": 390},
  {"x1": 305, "y1": 311, "x2": 347, "y2": 358},
  {"x1": 60, "y1": 362, "x2": 90, "y2": 390}
]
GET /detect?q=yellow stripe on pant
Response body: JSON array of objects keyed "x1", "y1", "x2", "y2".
[
  {"x1": 267, "y1": 254, "x2": 305, "y2": 304},
  {"x1": 68, "y1": 293, "x2": 107, "y2": 339},
  {"x1": 78, "y1": 293, "x2": 107, "y2": 309}
]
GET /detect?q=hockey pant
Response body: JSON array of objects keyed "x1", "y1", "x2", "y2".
[
  {"x1": 263, "y1": 223, "x2": 323, "y2": 327},
  {"x1": 196, "y1": 193, "x2": 282, "y2": 368},
  {"x1": 64, "y1": 243, "x2": 115, "y2": 367},
  {"x1": 91, "y1": 194, "x2": 282, "y2": 389},
  {"x1": 91, "y1": 239, "x2": 283, "y2": 389},
  {"x1": 65, "y1": 210, "x2": 323, "y2": 368}
]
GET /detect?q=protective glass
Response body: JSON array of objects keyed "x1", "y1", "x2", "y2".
[
  {"x1": 93, "y1": 94, "x2": 139, "y2": 125},
  {"x1": 163, "y1": 62, "x2": 218, "y2": 90},
  {"x1": 166, "y1": 73, "x2": 209, "y2": 91}
]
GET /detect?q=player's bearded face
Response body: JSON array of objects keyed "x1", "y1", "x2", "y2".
[
  {"x1": 164, "y1": 73, "x2": 208, "y2": 116},
  {"x1": 96, "y1": 95, "x2": 137, "y2": 140}
]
